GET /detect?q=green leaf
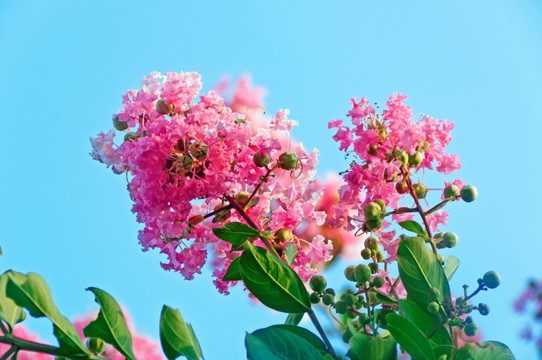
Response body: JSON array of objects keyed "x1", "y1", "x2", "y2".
[
  {"x1": 348, "y1": 334, "x2": 396, "y2": 360},
  {"x1": 443, "y1": 256, "x2": 459, "y2": 281},
  {"x1": 284, "y1": 244, "x2": 299, "y2": 266},
  {"x1": 240, "y1": 244, "x2": 311, "y2": 314},
  {"x1": 386, "y1": 313, "x2": 436, "y2": 360},
  {"x1": 397, "y1": 237, "x2": 450, "y2": 308},
  {"x1": 398, "y1": 221, "x2": 427, "y2": 237},
  {"x1": 5, "y1": 271, "x2": 88, "y2": 355},
  {"x1": 246, "y1": 197, "x2": 260, "y2": 209},
  {"x1": 83, "y1": 287, "x2": 135, "y2": 360},
  {"x1": 0, "y1": 272, "x2": 26, "y2": 330},
  {"x1": 160, "y1": 305, "x2": 203, "y2": 360},
  {"x1": 212, "y1": 222, "x2": 260, "y2": 244},
  {"x1": 285, "y1": 313, "x2": 304, "y2": 326},
  {"x1": 433, "y1": 345, "x2": 455, "y2": 359},
  {"x1": 222, "y1": 257, "x2": 242, "y2": 281},
  {"x1": 245, "y1": 325, "x2": 327, "y2": 360},
  {"x1": 369, "y1": 288, "x2": 398, "y2": 306},
  {"x1": 398, "y1": 300, "x2": 453, "y2": 347},
  {"x1": 473, "y1": 341, "x2": 516, "y2": 360}
]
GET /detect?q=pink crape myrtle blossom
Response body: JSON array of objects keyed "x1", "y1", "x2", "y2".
[
  {"x1": 329, "y1": 94, "x2": 463, "y2": 260},
  {"x1": 91, "y1": 71, "x2": 328, "y2": 294}
]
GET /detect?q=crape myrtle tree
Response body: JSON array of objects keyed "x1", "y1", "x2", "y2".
[{"x1": 0, "y1": 71, "x2": 515, "y2": 360}]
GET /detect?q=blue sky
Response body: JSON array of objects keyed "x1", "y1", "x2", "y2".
[{"x1": 1, "y1": 1, "x2": 542, "y2": 358}]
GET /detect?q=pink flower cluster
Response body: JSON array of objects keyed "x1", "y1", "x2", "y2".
[
  {"x1": 91, "y1": 72, "x2": 332, "y2": 294},
  {"x1": 329, "y1": 94, "x2": 462, "y2": 263},
  {"x1": 514, "y1": 279, "x2": 542, "y2": 347}
]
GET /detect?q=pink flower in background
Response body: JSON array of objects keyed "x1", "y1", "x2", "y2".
[{"x1": 514, "y1": 279, "x2": 542, "y2": 349}]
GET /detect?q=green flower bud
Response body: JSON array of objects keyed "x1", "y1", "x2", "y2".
[
  {"x1": 234, "y1": 191, "x2": 250, "y2": 206},
  {"x1": 364, "y1": 236, "x2": 379, "y2": 250},
  {"x1": 456, "y1": 296, "x2": 466, "y2": 306},
  {"x1": 443, "y1": 232, "x2": 458, "y2": 248},
  {"x1": 409, "y1": 152, "x2": 423, "y2": 167},
  {"x1": 427, "y1": 302, "x2": 439, "y2": 315},
  {"x1": 365, "y1": 217, "x2": 383, "y2": 231},
  {"x1": 113, "y1": 116, "x2": 129, "y2": 131},
  {"x1": 324, "y1": 288, "x2": 336, "y2": 296},
  {"x1": 309, "y1": 275, "x2": 327, "y2": 293},
  {"x1": 278, "y1": 151, "x2": 299, "y2": 170},
  {"x1": 374, "y1": 199, "x2": 386, "y2": 212},
  {"x1": 375, "y1": 252, "x2": 385, "y2": 262},
  {"x1": 335, "y1": 300, "x2": 348, "y2": 314},
  {"x1": 310, "y1": 292, "x2": 321, "y2": 304},
  {"x1": 345, "y1": 294, "x2": 356, "y2": 306},
  {"x1": 124, "y1": 132, "x2": 139, "y2": 142},
  {"x1": 342, "y1": 329, "x2": 353, "y2": 344},
  {"x1": 322, "y1": 293, "x2": 334, "y2": 306},
  {"x1": 464, "y1": 323, "x2": 479, "y2": 337},
  {"x1": 360, "y1": 248, "x2": 372, "y2": 260},
  {"x1": 371, "y1": 276, "x2": 385, "y2": 288},
  {"x1": 460, "y1": 185, "x2": 478, "y2": 202},
  {"x1": 354, "y1": 264, "x2": 372, "y2": 283},
  {"x1": 86, "y1": 338, "x2": 105, "y2": 354},
  {"x1": 156, "y1": 99, "x2": 174, "y2": 115},
  {"x1": 274, "y1": 228, "x2": 293, "y2": 243},
  {"x1": 414, "y1": 183, "x2": 428, "y2": 199},
  {"x1": 428, "y1": 287, "x2": 440, "y2": 300},
  {"x1": 363, "y1": 202, "x2": 382, "y2": 219},
  {"x1": 369, "y1": 262, "x2": 379, "y2": 274},
  {"x1": 478, "y1": 303, "x2": 490, "y2": 316},
  {"x1": 443, "y1": 184, "x2": 459, "y2": 199},
  {"x1": 344, "y1": 265, "x2": 357, "y2": 282},
  {"x1": 482, "y1": 271, "x2": 501, "y2": 289},
  {"x1": 253, "y1": 150, "x2": 270, "y2": 167}
]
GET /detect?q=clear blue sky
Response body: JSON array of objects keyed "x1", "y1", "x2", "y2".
[{"x1": 1, "y1": 1, "x2": 542, "y2": 358}]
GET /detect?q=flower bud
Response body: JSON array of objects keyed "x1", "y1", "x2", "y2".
[
  {"x1": 274, "y1": 228, "x2": 293, "y2": 243},
  {"x1": 460, "y1": 185, "x2": 478, "y2": 202},
  {"x1": 443, "y1": 184, "x2": 459, "y2": 200},
  {"x1": 371, "y1": 276, "x2": 385, "y2": 288},
  {"x1": 428, "y1": 287, "x2": 440, "y2": 300},
  {"x1": 86, "y1": 338, "x2": 105, "y2": 354},
  {"x1": 427, "y1": 302, "x2": 439, "y2": 315},
  {"x1": 364, "y1": 236, "x2": 379, "y2": 251},
  {"x1": 354, "y1": 264, "x2": 371, "y2": 283},
  {"x1": 374, "y1": 199, "x2": 386, "y2": 213},
  {"x1": 414, "y1": 183, "x2": 428, "y2": 199},
  {"x1": 253, "y1": 150, "x2": 270, "y2": 167},
  {"x1": 113, "y1": 116, "x2": 129, "y2": 131},
  {"x1": 478, "y1": 303, "x2": 490, "y2": 316},
  {"x1": 124, "y1": 132, "x2": 139, "y2": 142},
  {"x1": 443, "y1": 232, "x2": 458, "y2": 248},
  {"x1": 309, "y1": 275, "x2": 327, "y2": 293},
  {"x1": 335, "y1": 300, "x2": 348, "y2": 314},
  {"x1": 278, "y1": 151, "x2": 299, "y2": 170},
  {"x1": 409, "y1": 152, "x2": 423, "y2": 167},
  {"x1": 156, "y1": 99, "x2": 174, "y2": 115},
  {"x1": 360, "y1": 248, "x2": 372, "y2": 260},
  {"x1": 324, "y1": 288, "x2": 336, "y2": 296},
  {"x1": 396, "y1": 181, "x2": 408, "y2": 194},
  {"x1": 345, "y1": 294, "x2": 356, "y2": 306},
  {"x1": 368, "y1": 144, "x2": 379, "y2": 156},
  {"x1": 482, "y1": 271, "x2": 501, "y2": 289},
  {"x1": 377, "y1": 128, "x2": 387, "y2": 143},
  {"x1": 365, "y1": 217, "x2": 383, "y2": 231},
  {"x1": 234, "y1": 191, "x2": 250, "y2": 206},
  {"x1": 310, "y1": 292, "x2": 321, "y2": 304},
  {"x1": 188, "y1": 141, "x2": 209, "y2": 160},
  {"x1": 344, "y1": 265, "x2": 356, "y2": 282},
  {"x1": 460, "y1": 343, "x2": 475, "y2": 355},
  {"x1": 363, "y1": 202, "x2": 381, "y2": 219},
  {"x1": 375, "y1": 252, "x2": 384, "y2": 262},
  {"x1": 188, "y1": 215, "x2": 204, "y2": 225},
  {"x1": 368, "y1": 262, "x2": 379, "y2": 274},
  {"x1": 322, "y1": 293, "x2": 334, "y2": 306},
  {"x1": 464, "y1": 323, "x2": 478, "y2": 337}
]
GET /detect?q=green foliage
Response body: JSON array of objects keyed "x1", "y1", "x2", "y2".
[
  {"x1": 83, "y1": 287, "x2": 136, "y2": 360},
  {"x1": 398, "y1": 221, "x2": 427, "y2": 237},
  {"x1": 347, "y1": 333, "x2": 396, "y2": 360},
  {"x1": 160, "y1": 305, "x2": 203, "y2": 360},
  {"x1": 386, "y1": 313, "x2": 436, "y2": 360},
  {"x1": 0, "y1": 271, "x2": 26, "y2": 331},
  {"x1": 245, "y1": 325, "x2": 327, "y2": 360},
  {"x1": 472, "y1": 341, "x2": 516, "y2": 360},
  {"x1": 222, "y1": 256, "x2": 242, "y2": 281},
  {"x1": 212, "y1": 222, "x2": 260, "y2": 244},
  {"x1": 443, "y1": 256, "x2": 460, "y2": 281},
  {"x1": 240, "y1": 244, "x2": 311, "y2": 313},
  {"x1": 397, "y1": 237, "x2": 450, "y2": 308},
  {"x1": 285, "y1": 313, "x2": 304, "y2": 326},
  {"x1": 398, "y1": 300, "x2": 453, "y2": 347},
  {"x1": 284, "y1": 243, "x2": 299, "y2": 266},
  {"x1": 5, "y1": 271, "x2": 89, "y2": 356}
]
